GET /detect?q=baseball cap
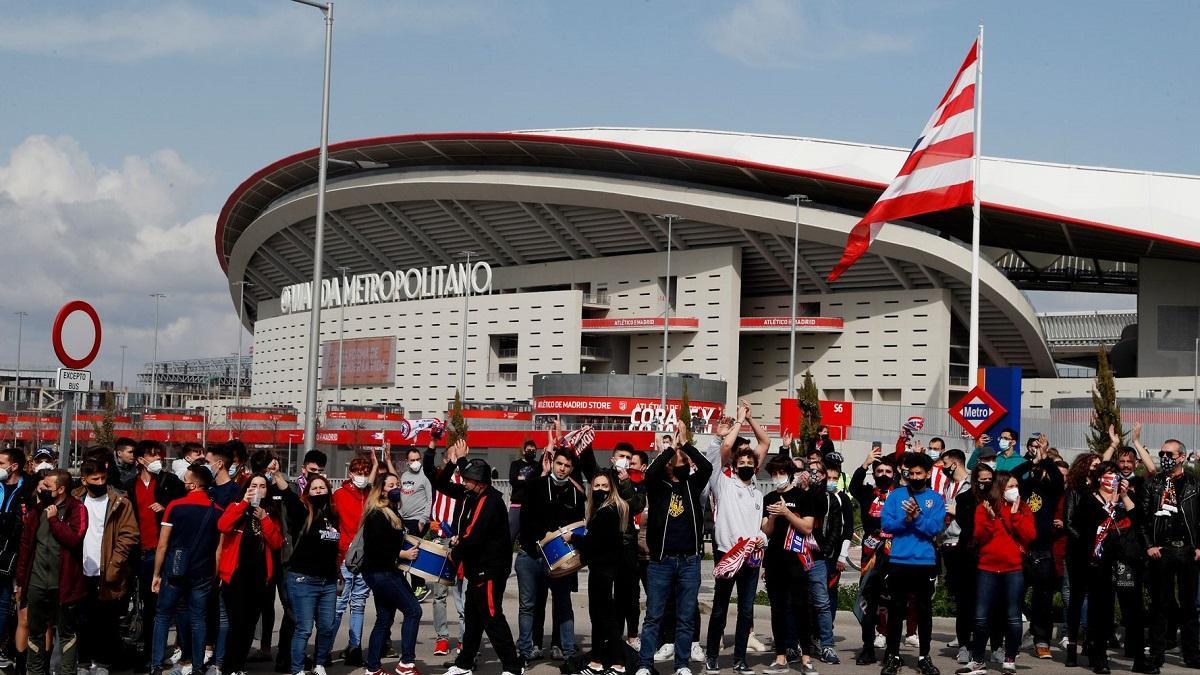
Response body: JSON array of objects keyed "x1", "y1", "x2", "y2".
[{"x1": 33, "y1": 447, "x2": 57, "y2": 461}]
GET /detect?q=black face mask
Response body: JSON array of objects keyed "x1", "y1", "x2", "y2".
[
  {"x1": 37, "y1": 489, "x2": 55, "y2": 505},
  {"x1": 976, "y1": 481, "x2": 993, "y2": 494},
  {"x1": 908, "y1": 478, "x2": 927, "y2": 492},
  {"x1": 672, "y1": 465, "x2": 691, "y2": 480},
  {"x1": 523, "y1": 451, "x2": 535, "y2": 463},
  {"x1": 592, "y1": 489, "x2": 610, "y2": 505},
  {"x1": 387, "y1": 487, "x2": 404, "y2": 503},
  {"x1": 308, "y1": 494, "x2": 331, "y2": 510},
  {"x1": 875, "y1": 474, "x2": 892, "y2": 490},
  {"x1": 85, "y1": 483, "x2": 107, "y2": 498},
  {"x1": 736, "y1": 466, "x2": 756, "y2": 482}
]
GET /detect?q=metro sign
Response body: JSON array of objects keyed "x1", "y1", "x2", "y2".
[{"x1": 949, "y1": 385, "x2": 1007, "y2": 438}]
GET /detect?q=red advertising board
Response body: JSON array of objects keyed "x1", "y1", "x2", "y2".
[
  {"x1": 533, "y1": 396, "x2": 724, "y2": 416},
  {"x1": 581, "y1": 317, "x2": 700, "y2": 330},
  {"x1": 738, "y1": 316, "x2": 844, "y2": 331},
  {"x1": 321, "y1": 336, "x2": 396, "y2": 387},
  {"x1": 778, "y1": 399, "x2": 853, "y2": 441}
]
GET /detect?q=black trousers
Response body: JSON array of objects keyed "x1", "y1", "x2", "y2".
[
  {"x1": 26, "y1": 586, "x2": 79, "y2": 675},
  {"x1": 138, "y1": 550, "x2": 159, "y2": 666},
  {"x1": 1147, "y1": 545, "x2": 1200, "y2": 663},
  {"x1": 456, "y1": 576, "x2": 521, "y2": 674},
  {"x1": 884, "y1": 564, "x2": 935, "y2": 657},
  {"x1": 223, "y1": 571, "x2": 270, "y2": 673},
  {"x1": 80, "y1": 576, "x2": 120, "y2": 666},
  {"x1": 1064, "y1": 551, "x2": 1088, "y2": 646},
  {"x1": 1023, "y1": 550, "x2": 1059, "y2": 646},
  {"x1": 621, "y1": 557, "x2": 646, "y2": 639},
  {"x1": 766, "y1": 557, "x2": 809, "y2": 657},
  {"x1": 588, "y1": 569, "x2": 624, "y2": 667}
]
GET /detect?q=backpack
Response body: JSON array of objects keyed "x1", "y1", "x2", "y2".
[{"x1": 343, "y1": 526, "x2": 366, "y2": 575}]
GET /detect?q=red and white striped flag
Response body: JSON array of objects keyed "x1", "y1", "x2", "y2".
[{"x1": 828, "y1": 39, "x2": 979, "y2": 282}]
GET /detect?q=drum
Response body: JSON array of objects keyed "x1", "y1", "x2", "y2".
[
  {"x1": 538, "y1": 520, "x2": 588, "y2": 578},
  {"x1": 397, "y1": 535, "x2": 456, "y2": 586}
]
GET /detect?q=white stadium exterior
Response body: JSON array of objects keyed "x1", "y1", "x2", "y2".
[{"x1": 216, "y1": 128, "x2": 1200, "y2": 434}]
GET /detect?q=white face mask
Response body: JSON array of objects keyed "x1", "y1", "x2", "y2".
[
  {"x1": 0, "y1": 468, "x2": 8, "y2": 482},
  {"x1": 614, "y1": 457, "x2": 630, "y2": 470},
  {"x1": 772, "y1": 475, "x2": 791, "y2": 490},
  {"x1": 981, "y1": 461, "x2": 996, "y2": 470},
  {"x1": 172, "y1": 458, "x2": 189, "y2": 480},
  {"x1": 1003, "y1": 487, "x2": 1020, "y2": 503},
  {"x1": 998, "y1": 439, "x2": 1013, "y2": 452},
  {"x1": 146, "y1": 460, "x2": 163, "y2": 475},
  {"x1": 34, "y1": 461, "x2": 53, "y2": 473},
  {"x1": 408, "y1": 461, "x2": 422, "y2": 474},
  {"x1": 228, "y1": 463, "x2": 239, "y2": 475},
  {"x1": 351, "y1": 475, "x2": 369, "y2": 489}
]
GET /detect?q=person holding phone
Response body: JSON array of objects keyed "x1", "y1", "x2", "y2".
[{"x1": 849, "y1": 441, "x2": 898, "y2": 665}]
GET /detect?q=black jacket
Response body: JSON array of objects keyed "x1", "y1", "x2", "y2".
[
  {"x1": 518, "y1": 475, "x2": 585, "y2": 557},
  {"x1": 643, "y1": 443, "x2": 713, "y2": 562},
  {"x1": 0, "y1": 476, "x2": 36, "y2": 577},
  {"x1": 448, "y1": 484, "x2": 512, "y2": 581},
  {"x1": 1138, "y1": 470, "x2": 1199, "y2": 551},
  {"x1": 575, "y1": 503, "x2": 625, "y2": 575}
]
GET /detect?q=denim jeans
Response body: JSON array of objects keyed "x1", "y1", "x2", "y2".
[
  {"x1": 705, "y1": 550, "x2": 760, "y2": 661},
  {"x1": 336, "y1": 564, "x2": 371, "y2": 648},
  {"x1": 0, "y1": 578, "x2": 12, "y2": 645},
  {"x1": 363, "y1": 571, "x2": 422, "y2": 667},
  {"x1": 639, "y1": 554, "x2": 701, "y2": 671},
  {"x1": 803, "y1": 559, "x2": 835, "y2": 649},
  {"x1": 515, "y1": 550, "x2": 576, "y2": 658},
  {"x1": 286, "y1": 572, "x2": 337, "y2": 674},
  {"x1": 153, "y1": 575, "x2": 212, "y2": 670},
  {"x1": 974, "y1": 570, "x2": 1024, "y2": 662}
]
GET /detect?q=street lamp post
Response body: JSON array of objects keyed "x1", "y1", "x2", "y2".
[
  {"x1": 232, "y1": 281, "x2": 253, "y2": 407},
  {"x1": 149, "y1": 293, "x2": 166, "y2": 409},
  {"x1": 335, "y1": 266, "x2": 349, "y2": 404},
  {"x1": 785, "y1": 194, "x2": 810, "y2": 400},
  {"x1": 119, "y1": 345, "x2": 127, "y2": 408},
  {"x1": 290, "y1": 0, "x2": 335, "y2": 455},
  {"x1": 13, "y1": 311, "x2": 28, "y2": 406},
  {"x1": 656, "y1": 215, "x2": 680, "y2": 412},
  {"x1": 458, "y1": 251, "x2": 476, "y2": 400}
]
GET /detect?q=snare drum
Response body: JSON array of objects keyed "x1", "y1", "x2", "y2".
[
  {"x1": 539, "y1": 520, "x2": 588, "y2": 578},
  {"x1": 397, "y1": 535, "x2": 456, "y2": 586}
]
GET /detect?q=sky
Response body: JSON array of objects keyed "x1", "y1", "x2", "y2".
[{"x1": 0, "y1": 0, "x2": 1194, "y2": 386}]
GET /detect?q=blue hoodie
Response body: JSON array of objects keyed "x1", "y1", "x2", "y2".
[{"x1": 881, "y1": 485, "x2": 946, "y2": 566}]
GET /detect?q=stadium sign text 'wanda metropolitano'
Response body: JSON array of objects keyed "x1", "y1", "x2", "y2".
[{"x1": 279, "y1": 262, "x2": 493, "y2": 315}]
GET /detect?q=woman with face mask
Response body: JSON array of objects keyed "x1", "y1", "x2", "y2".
[
  {"x1": 948, "y1": 464, "x2": 995, "y2": 664},
  {"x1": 572, "y1": 471, "x2": 634, "y2": 675},
  {"x1": 1061, "y1": 453, "x2": 1102, "y2": 667},
  {"x1": 958, "y1": 472, "x2": 1034, "y2": 675},
  {"x1": 359, "y1": 473, "x2": 422, "y2": 675},
  {"x1": 509, "y1": 441, "x2": 542, "y2": 540},
  {"x1": 278, "y1": 475, "x2": 342, "y2": 675}
]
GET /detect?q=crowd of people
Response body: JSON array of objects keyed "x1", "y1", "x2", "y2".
[{"x1": 0, "y1": 406, "x2": 1198, "y2": 675}]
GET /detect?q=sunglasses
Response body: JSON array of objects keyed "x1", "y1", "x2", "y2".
[{"x1": 1159, "y1": 452, "x2": 1179, "y2": 459}]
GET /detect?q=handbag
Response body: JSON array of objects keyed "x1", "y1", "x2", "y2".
[{"x1": 165, "y1": 502, "x2": 215, "y2": 579}]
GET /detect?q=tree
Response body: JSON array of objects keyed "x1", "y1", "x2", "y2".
[
  {"x1": 91, "y1": 391, "x2": 117, "y2": 449},
  {"x1": 678, "y1": 380, "x2": 695, "y2": 444},
  {"x1": 1089, "y1": 346, "x2": 1124, "y2": 454},
  {"x1": 797, "y1": 370, "x2": 822, "y2": 455},
  {"x1": 447, "y1": 389, "x2": 469, "y2": 446}
]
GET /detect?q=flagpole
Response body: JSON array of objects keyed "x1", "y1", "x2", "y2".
[{"x1": 967, "y1": 23, "x2": 984, "y2": 389}]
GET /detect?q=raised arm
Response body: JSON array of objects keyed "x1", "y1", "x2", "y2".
[
  {"x1": 1101, "y1": 424, "x2": 1120, "y2": 462},
  {"x1": 741, "y1": 400, "x2": 772, "y2": 466},
  {"x1": 1131, "y1": 423, "x2": 1157, "y2": 475}
]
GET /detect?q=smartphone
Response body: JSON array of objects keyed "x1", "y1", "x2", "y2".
[{"x1": 871, "y1": 441, "x2": 882, "y2": 452}]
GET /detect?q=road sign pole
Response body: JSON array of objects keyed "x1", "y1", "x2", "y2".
[{"x1": 57, "y1": 392, "x2": 74, "y2": 469}]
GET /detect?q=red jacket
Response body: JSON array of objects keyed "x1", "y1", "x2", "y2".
[
  {"x1": 217, "y1": 500, "x2": 284, "y2": 584},
  {"x1": 16, "y1": 496, "x2": 88, "y2": 604},
  {"x1": 332, "y1": 482, "x2": 369, "y2": 564},
  {"x1": 974, "y1": 500, "x2": 1036, "y2": 573}
]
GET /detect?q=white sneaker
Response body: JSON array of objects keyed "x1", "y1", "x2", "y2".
[
  {"x1": 874, "y1": 633, "x2": 886, "y2": 649},
  {"x1": 747, "y1": 633, "x2": 768, "y2": 654},
  {"x1": 675, "y1": 668, "x2": 693, "y2": 675},
  {"x1": 1002, "y1": 660, "x2": 1017, "y2": 673},
  {"x1": 655, "y1": 644, "x2": 676, "y2": 662},
  {"x1": 956, "y1": 646, "x2": 971, "y2": 664},
  {"x1": 627, "y1": 637, "x2": 641, "y2": 651},
  {"x1": 203, "y1": 651, "x2": 214, "y2": 666},
  {"x1": 691, "y1": 643, "x2": 705, "y2": 663},
  {"x1": 905, "y1": 634, "x2": 919, "y2": 648},
  {"x1": 955, "y1": 662, "x2": 987, "y2": 675},
  {"x1": 313, "y1": 667, "x2": 328, "y2": 675},
  {"x1": 635, "y1": 669, "x2": 653, "y2": 675},
  {"x1": 169, "y1": 648, "x2": 183, "y2": 665},
  {"x1": 179, "y1": 664, "x2": 193, "y2": 675},
  {"x1": 205, "y1": 666, "x2": 220, "y2": 675}
]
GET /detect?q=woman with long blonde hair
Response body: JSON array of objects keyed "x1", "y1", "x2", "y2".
[
  {"x1": 573, "y1": 470, "x2": 635, "y2": 674},
  {"x1": 359, "y1": 472, "x2": 422, "y2": 675}
]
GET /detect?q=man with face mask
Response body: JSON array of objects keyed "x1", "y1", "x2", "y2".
[
  {"x1": 508, "y1": 440, "x2": 541, "y2": 540},
  {"x1": 702, "y1": 447, "x2": 764, "y2": 674},
  {"x1": 125, "y1": 440, "x2": 186, "y2": 672},
  {"x1": 173, "y1": 443, "x2": 205, "y2": 482},
  {"x1": 397, "y1": 446, "x2": 435, "y2": 602},
  {"x1": 441, "y1": 441, "x2": 523, "y2": 675},
  {"x1": 1139, "y1": 438, "x2": 1200, "y2": 670},
  {"x1": 0, "y1": 447, "x2": 32, "y2": 670},
  {"x1": 849, "y1": 445, "x2": 898, "y2": 664},
  {"x1": 72, "y1": 458, "x2": 139, "y2": 675},
  {"x1": 15, "y1": 468, "x2": 87, "y2": 675},
  {"x1": 515, "y1": 447, "x2": 585, "y2": 672},
  {"x1": 332, "y1": 454, "x2": 378, "y2": 667},
  {"x1": 31, "y1": 448, "x2": 57, "y2": 475}
]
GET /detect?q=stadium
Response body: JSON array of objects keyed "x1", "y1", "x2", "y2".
[{"x1": 213, "y1": 127, "x2": 1200, "y2": 453}]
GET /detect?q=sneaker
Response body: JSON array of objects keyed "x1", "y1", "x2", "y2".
[
  {"x1": 880, "y1": 655, "x2": 902, "y2": 675},
  {"x1": 170, "y1": 649, "x2": 183, "y2": 665},
  {"x1": 819, "y1": 648, "x2": 839, "y2": 665},
  {"x1": 1035, "y1": 646, "x2": 1051, "y2": 660},
  {"x1": 732, "y1": 662, "x2": 754, "y2": 675},
  {"x1": 550, "y1": 647, "x2": 565, "y2": 661},
  {"x1": 905, "y1": 635, "x2": 920, "y2": 649},
  {"x1": 705, "y1": 657, "x2": 720, "y2": 673},
  {"x1": 762, "y1": 664, "x2": 789, "y2": 675},
  {"x1": 655, "y1": 644, "x2": 676, "y2": 662},
  {"x1": 691, "y1": 644, "x2": 706, "y2": 663},
  {"x1": 395, "y1": 663, "x2": 419, "y2": 675},
  {"x1": 676, "y1": 669, "x2": 693, "y2": 675},
  {"x1": 957, "y1": 646, "x2": 971, "y2": 664},
  {"x1": 1061, "y1": 636, "x2": 1071, "y2": 650},
  {"x1": 1002, "y1": 661, "x2": 1016, "y2": 673},
  {"x1": 205, "y1": 666, "x2": 220, "y2": 675},
  {"x1": 948, "y1": 640, "x2": 960, "y2": 649},
  {"x1": 874, "y1": 634, "x2": 887, "y2": 649},
  {"x1": 628, "y1": 638, "x2": 641, "y2": 652},
  {"x1": 955, "y1": 663, "x2": 987, "y2": 675},
  {"x1": 526, "y1": 648, "x2": 544, "y2": 662},
  {"x1": 79, "y1": 668, "x2": 91, "y2": 675},
  {"x1": 180, "y1": 664, "x2": 193, "y2": 675},
  {"x1": 434, "y1": 640, "x2": 450, "y2": 657},
  {"x1": 95, "y1": 667, "x2": 110, "y2": 675},
  {"x1": 747, "y1": 634, "x2": 767, "y2": 654},
  {"x1": 413, "y1": 586, "x2": 431, "y2": 603},
  {"x1": 635, "y1": 669, "x2": 653, "y2": 675},
  {"x1": 344, "y1": 646, "x2": 365, "y2": 667},
  {"x1": 443, "y1": 667, "x2": 472, "y2": 675},
  {"x1": 313, "y1": 666, "x2": 327, "y2": 675},
  {"x1": 917, "y1": 656, "x2": 941, "y2": 675},
  {"x1": 991, "y1": 649, "x2": 1003, "y2": 664},
  {"x1": 0, "y1": 654, "x2": 13, "y2": 669},
  {"x1": 856, "y1": 647, "x2": 877, "y2": 666},
  {"x1": 204, "y1": 652, "x2": 214, "y2": 667},
  {"x1": 800, "y1": 661, "x2": 818, "y2": 675}
]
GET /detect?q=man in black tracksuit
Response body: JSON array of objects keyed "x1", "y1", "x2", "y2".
[
  {"x1": 443, "y1": 452, "x2": 522, "y2": 675},
  {"x1": 635, "y1": 426, "x2": 713, "y2": 675}
]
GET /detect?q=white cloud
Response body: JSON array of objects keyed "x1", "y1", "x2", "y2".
[
  {"x1": 706, "y1": 0, "x2": 912, "y2": 69},
  {"x1": 0, "y1": 135, "x2": 241, "y2": 386},
  {"x1": 0, "y1": 1, "x2": 491, "y2": 62}
]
